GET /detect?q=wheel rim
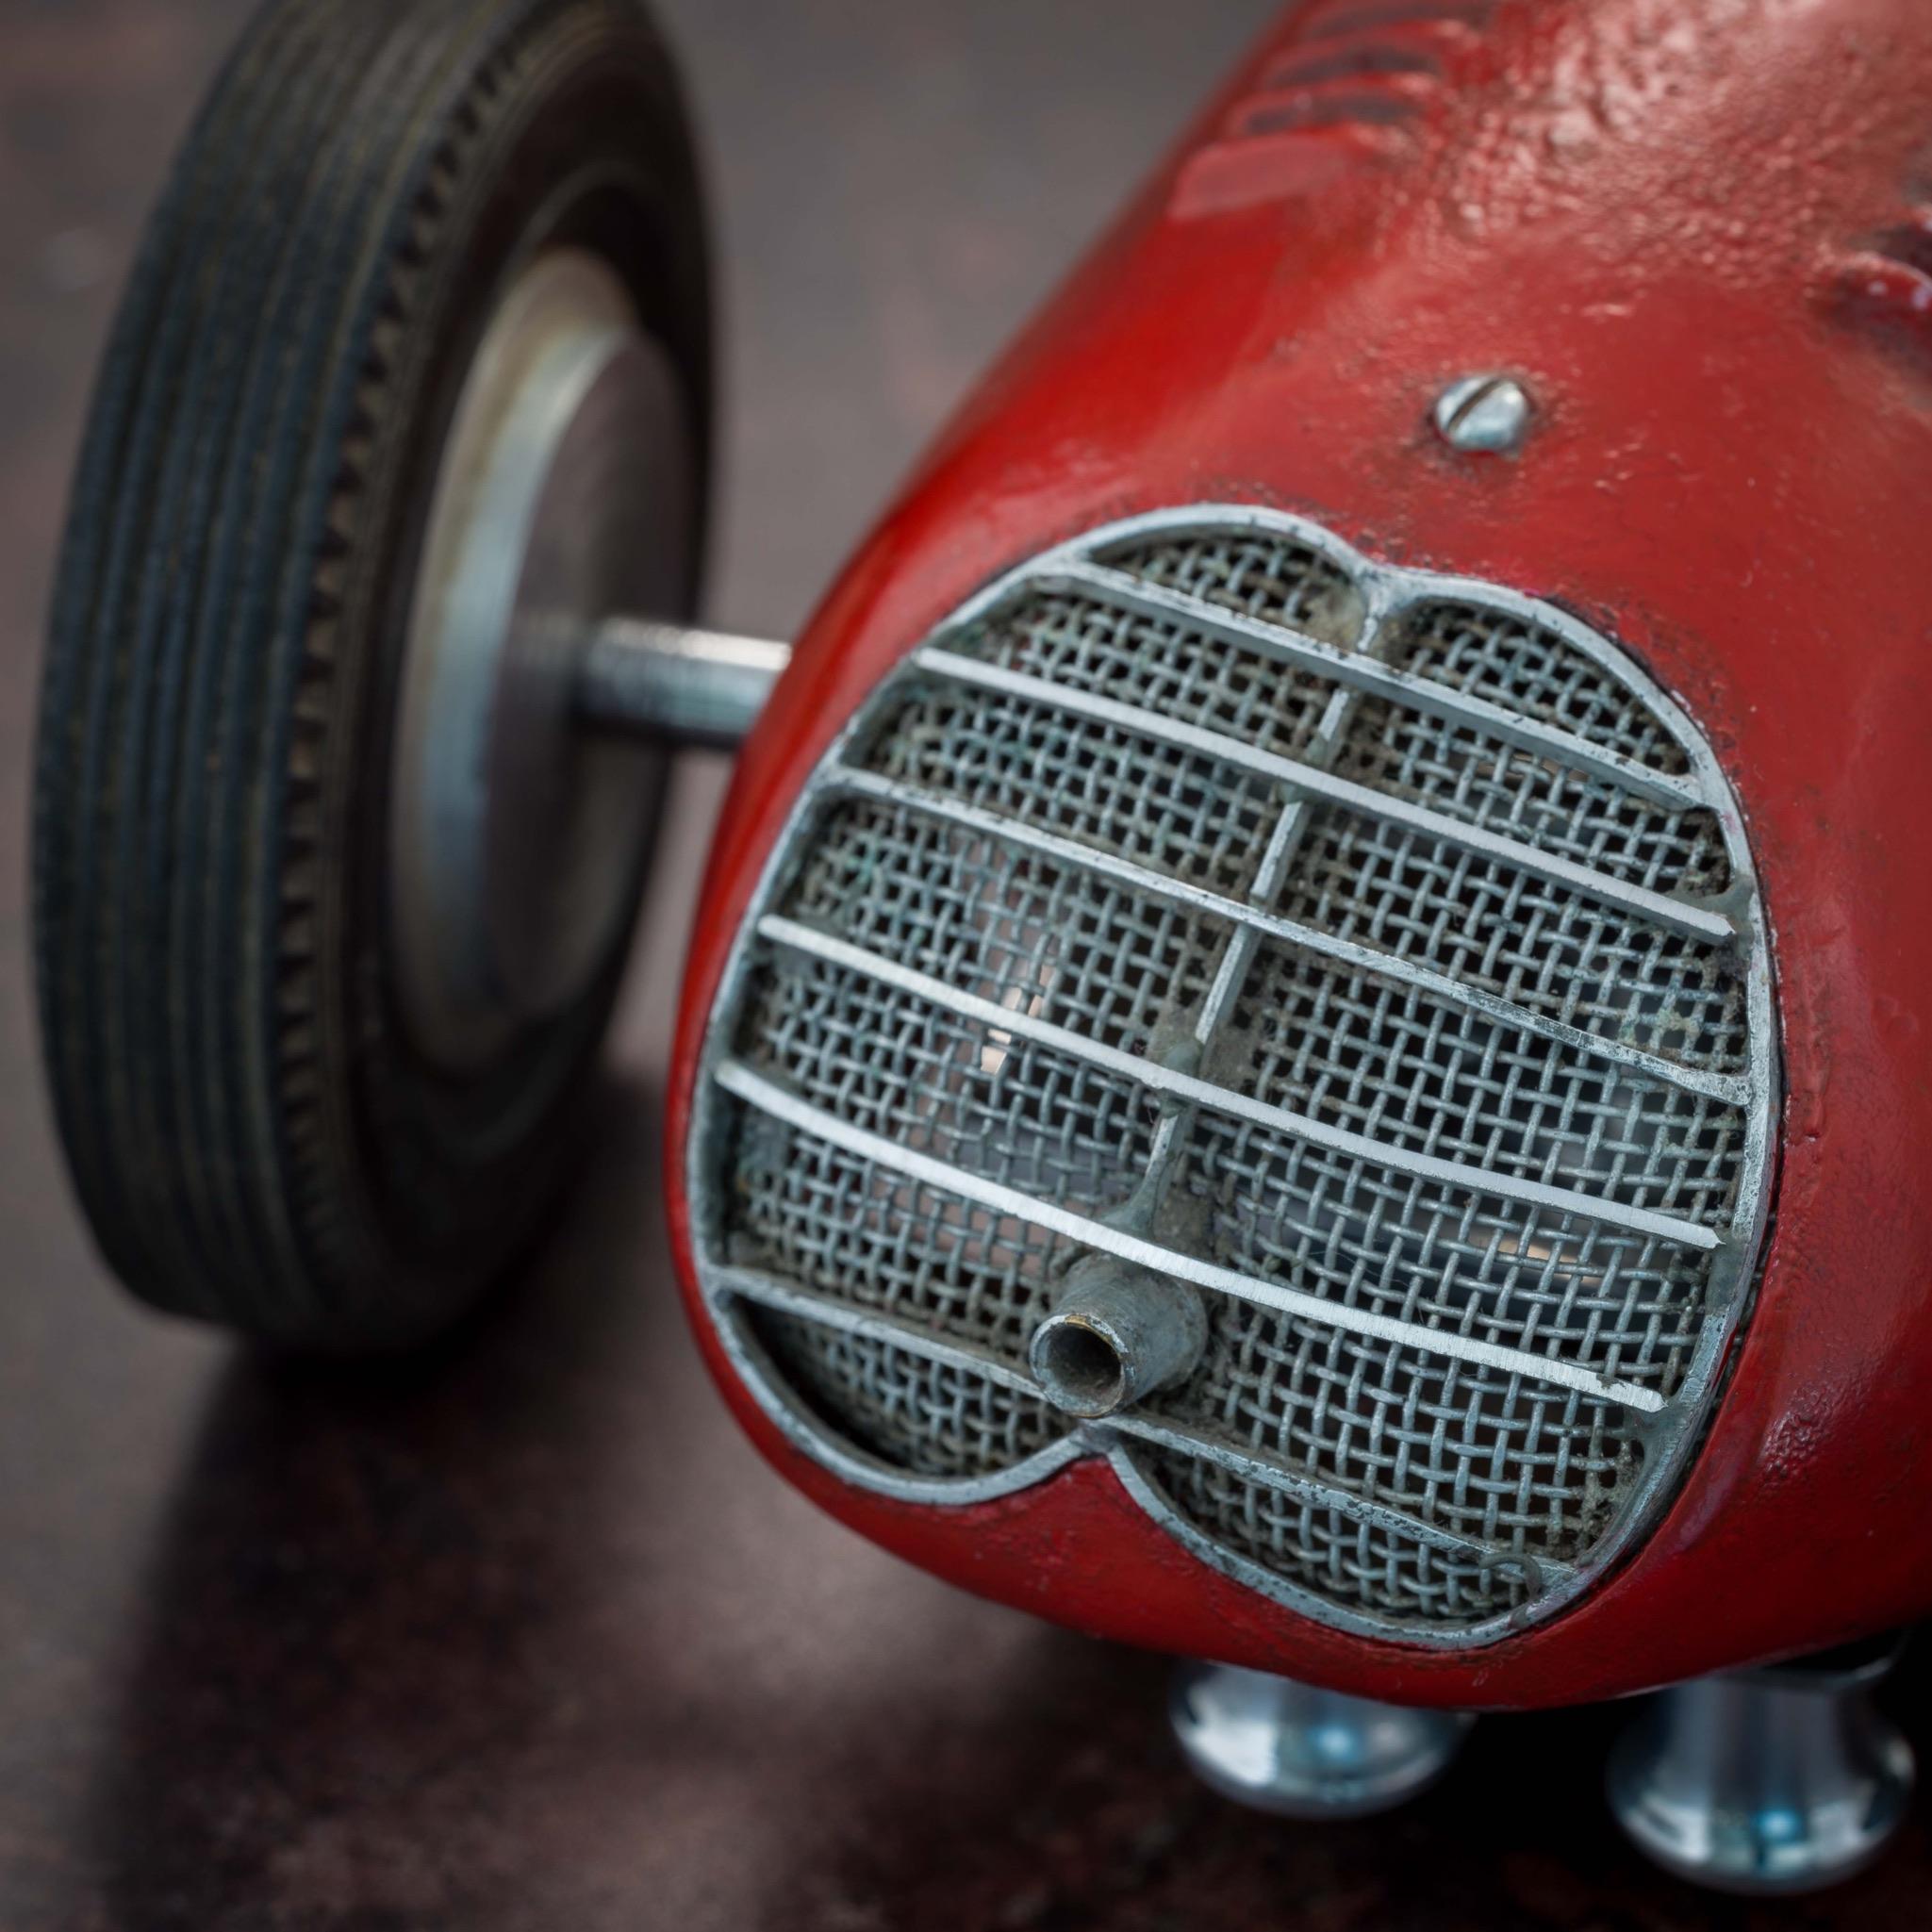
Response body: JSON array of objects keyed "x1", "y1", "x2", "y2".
[{"x1": 388, "y1": 246, "x2": 693, "y2": 1069}]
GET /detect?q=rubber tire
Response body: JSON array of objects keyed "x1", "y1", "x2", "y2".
[{"x1": 34, "y1": 0, "x2": 711, "y2": 1348}]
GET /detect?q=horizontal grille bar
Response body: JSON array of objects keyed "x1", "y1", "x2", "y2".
[
  {"x1": 756, "y1": 913, "x2": 1720, "y2": 1250},
  {"x1": 717, "y1": 1262, "x2": 1040, "y2": 1393},
  {"x1": 1047, "y1": 561, "x2": 1705, "y2": 810},
  {"x1": 911, "y1": 647, "x2": 1737, "y2": 945},
  {"x1": 1112, "y1": 1410, "x2": 1569, "y2": 1587},
  {"x1": 713, "y1": 1263, "x2": 1564, "y2": 1582},
  {"x1": 824, "y1": 767, "x2": 1749, "y2": 1103},
  {"x1": 716, "y1": 1058, "x2": 1672, "y2": 1415}
]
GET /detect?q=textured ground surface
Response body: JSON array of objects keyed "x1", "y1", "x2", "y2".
[{"x1": 2, "y1": 2, "x2": 1927, "y2": 1927}]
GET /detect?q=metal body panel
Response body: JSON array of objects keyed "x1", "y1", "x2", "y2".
[{"x1": 669, "y1": 0, "x2": 1932, "y2": 1706}]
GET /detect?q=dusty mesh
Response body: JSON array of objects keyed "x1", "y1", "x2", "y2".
[{"x1": 698, "y1": 514, "x2": 1770, "y2": 1639}]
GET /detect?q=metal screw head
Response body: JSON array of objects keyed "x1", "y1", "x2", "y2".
[{"x1": 1433, "y1": 372, "x2": 1533, "y2": 454}]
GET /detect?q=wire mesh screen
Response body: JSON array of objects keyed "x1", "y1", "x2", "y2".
[{"x1": 694, "y1": 508, "x2": 1775, "y2": 1644}]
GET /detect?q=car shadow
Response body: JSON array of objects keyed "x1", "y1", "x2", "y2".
[{"x1": 85, "y1": 1065, "x2": 1932, "y2": 1931}]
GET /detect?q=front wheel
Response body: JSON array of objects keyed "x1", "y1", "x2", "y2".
[{"x1": 34, "y1": 0, "x2": 712, "y2": 1347}]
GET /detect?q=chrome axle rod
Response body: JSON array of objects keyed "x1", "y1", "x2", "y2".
[{"x1": 574, "y1": 616, "x2": 791, "y2": 750}]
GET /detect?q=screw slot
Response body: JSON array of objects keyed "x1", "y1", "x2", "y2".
[{"x1": 1432, "y1": 372, "x2": 1532, "y2": 454}]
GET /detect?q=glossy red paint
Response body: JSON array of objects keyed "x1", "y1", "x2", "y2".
[{"x1": 667, "y1": 0, "x2": 1932, "y2": 1709}]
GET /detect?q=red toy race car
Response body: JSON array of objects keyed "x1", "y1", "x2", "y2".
[{"x1": 35, "y1": 0, "x2": 1932, "y2": 1893}]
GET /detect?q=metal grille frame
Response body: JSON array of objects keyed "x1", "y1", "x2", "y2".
[{"x1": 685, "y1": 504, "x2": 1779, "y2": 1651}]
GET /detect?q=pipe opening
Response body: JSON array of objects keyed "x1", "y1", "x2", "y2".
[
  {"x1": 1029, "y1": 1258, "x2": 1205, "y2": 1418},
  {"x1": 1032, "y1": 1315, "x2": 1130, "y2": 1418}
]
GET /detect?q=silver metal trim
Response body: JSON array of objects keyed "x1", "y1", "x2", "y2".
[
  {"x1": 1130, "y1": 657, "x2": 1375, "y2": 1252},
  {"x1": 823, "y1": 766, "x2": 1749, "y2": 1105},
  {"x1": 1045, "y1": 560, "x2": 1703, "y2": 809},
  {"x1": 686, "y1": 503, "x2": 1780, "y2": 1652},
  {"x1": 710, "y1": 1271, "x2": 1088, "y2": 1507},
  {"x1": 717, "y1": 1264, "x2": 1035, "y2": 1391},
  {"x1": 1108, "y1": 1412, "x2": 1567, "y2": 1587},
  {"x1": 718, "y1": 1057, "x2": 1674, "y2": 1414},
  {"x1": 1108, "y1": 1449, "x2": 1548, "y2": 1647},
  {"x1": 713, "y1": 1264, "x2": 1565, "y2": 1585},
  {"x1": 910, "y1": 647, "x2": 1737, "y2": 946},
  {"x1": 754, "y1": 915, "x2": 1719, "y2": 1251}
]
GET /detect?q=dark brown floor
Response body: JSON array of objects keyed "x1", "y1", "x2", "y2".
[{"x1": 2, "y1": 3, "x2": 1928, "y2": 1928}]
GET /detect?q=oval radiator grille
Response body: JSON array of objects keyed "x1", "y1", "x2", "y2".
[{"x1": 688, "y1": 506, "x2": 1777, "y2": 1646}]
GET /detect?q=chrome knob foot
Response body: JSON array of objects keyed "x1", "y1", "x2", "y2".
[
  {"x1": 1169, "y1": 1660, "x2": 1474, "y2": 1820},
  {"x1": 1607, "y1": 1639, "x2": 1914, "y2": 1894}
]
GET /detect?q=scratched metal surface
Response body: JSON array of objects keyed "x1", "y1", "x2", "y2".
[{"x1": 0, "y1": 1, "x2": 1925, "y2": 1925}]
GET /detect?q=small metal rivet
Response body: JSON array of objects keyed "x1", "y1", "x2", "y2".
[{"x1": 1433, "y1": 373, "x2": 1533, "y2": 454}]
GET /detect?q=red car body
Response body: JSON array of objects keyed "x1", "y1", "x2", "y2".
[{"x1": 668, "y1": 0, "x2": 1932, "y2": 1709}]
